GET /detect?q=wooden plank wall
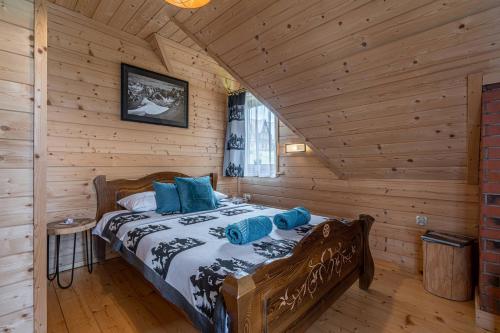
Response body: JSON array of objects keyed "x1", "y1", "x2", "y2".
[
  {"x1": 240, "y1": 124, "x2": 480, "y2": 273},
  {"x1": 162, "y1": 0, "x2": 500, "y2": 274},
  {"x1": 33, "y1": 0, "x2": 48, "y2": 330},
  {"x1": 18, "y1": 0, "x2": 498, "y2": 281},
  {"x1": 0, "y1": 0, "x2": 36, "y2": 331},
  {"x1": 46, "y1": 4, "x2": 239, "y2": 270},
  {"x1": 166, "y1": 0, "x2": 500, "y2": 181}
]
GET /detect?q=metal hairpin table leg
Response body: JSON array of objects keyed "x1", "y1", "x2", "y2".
[
  {"x1": 84, "y1": 229, "x2": 93, "y2": 273},
  {"x1": 47, "y1": 236, "x2": 57, "y2": 281},
  {"x1": 47, "y1": 233, "x2": 77, "y2": 289}
]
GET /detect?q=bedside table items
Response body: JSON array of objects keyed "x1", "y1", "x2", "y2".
[
  {"x1": 228, "y1": 196, "x2": 249, "y2": 204},
  {"x1": 47, "y1": 218, "x2": 96, "y2": 289},
  {"x1": 421, "y1": 230, "x2": 476, "y2": 301}
]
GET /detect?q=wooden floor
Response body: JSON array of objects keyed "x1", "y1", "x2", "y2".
[{"x1": 48, "y1": 258, "x2": 488, "y2": 333}]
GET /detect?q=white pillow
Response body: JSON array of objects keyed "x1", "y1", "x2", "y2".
[
  {"x1": 214, "y1": 191, "x2": 228, "y2": 201},
  {"x1": 117, "y1": 191, "x2": 157, "y2": 212}
]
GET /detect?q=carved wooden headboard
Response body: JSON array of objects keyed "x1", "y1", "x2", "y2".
[{"x1": 93, "y1": 172, "x2": 218, "y2": 221}]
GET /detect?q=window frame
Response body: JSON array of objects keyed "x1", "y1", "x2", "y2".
[{"x1": 243, "y1": 92, "x2": 279, "y2": 178}]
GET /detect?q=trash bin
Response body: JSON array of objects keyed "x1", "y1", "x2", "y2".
[{"x1": 421, "y1": 230, "x2": 475, "y2": 301}]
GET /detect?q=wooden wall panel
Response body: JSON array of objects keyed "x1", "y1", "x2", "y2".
[
  {"x1": 44, "y1": 0, "x2": 499, "y2": 275},
  {"x1": 240, "y1": 124, "x2": 480, "y2": 273},
  {"x1": 46, "y1": 4, "x2": 239, "y2": 270},
  {"x1": 168, "y1": 0, "x2": 500, "y2": 181},
  {"x1": 0, "y1": 0, "x2": 35, "y2": 331},
  {"x1": 162, "y1": 0, "x2": 500, "y2": 273},
  {"x1": 33, "y1": 0, "x2": 48, "y2": 330}
]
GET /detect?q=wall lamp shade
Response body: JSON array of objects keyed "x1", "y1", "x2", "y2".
[
  {"x1": 165, "y1": 0, "x2": 210, "y2": 8},
  {"x1": 285, "y1": 143, "x2": 306, "y2": 153}
]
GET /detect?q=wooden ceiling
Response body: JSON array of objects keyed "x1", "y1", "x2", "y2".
[
  {"x1": 47, "y1": 0, "x2": 500, "y2": 180},
  {"x1": 47, "y1": 0, "x2": 203, "y2": 51}
]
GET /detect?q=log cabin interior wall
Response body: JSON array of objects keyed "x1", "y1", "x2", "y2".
[
  {"x1": 0, "y1": 0, "x2": 498, "y2": 330},
  {"x1": 0, "y1": 0, "x2": 36, "y2": 331},
  {"x1": 40, "y1": 0, "x2": 500, "y2": 274},
  {"x1": 162, "y1": 0, "x2": 500, "y2": 273},
  {"x1": 240, "y1": 124, "x2": 479, "y2": 273},
  {"x1": 45, "y1": 3, "x2": 240, "y2": 269}
]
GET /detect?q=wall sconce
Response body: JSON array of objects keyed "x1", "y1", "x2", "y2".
[{"x1": 285, "y1": 143, "x2": 306, "y2": 153}]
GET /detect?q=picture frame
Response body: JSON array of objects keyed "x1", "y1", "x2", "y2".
[{"x1": 121, "y1": 63, "x2": 189, "y2": 128}]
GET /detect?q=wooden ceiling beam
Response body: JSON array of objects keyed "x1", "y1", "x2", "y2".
[{"x1": 150, "y1": 33, "x2": 174, "y2": 74}]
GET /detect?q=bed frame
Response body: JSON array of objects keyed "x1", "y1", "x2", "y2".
[{"x1": 93, "y1": 171, "x2": 374, "y2": 332}]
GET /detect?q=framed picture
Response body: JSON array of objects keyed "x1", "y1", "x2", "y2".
[{"x1": 121, "y1": 63, "x2": 189, "y2": 128}]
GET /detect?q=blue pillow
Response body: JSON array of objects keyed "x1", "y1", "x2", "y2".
[
  {"x1": 175, "y1": 176, "x2": 217, "y2": 213},
  {"x1": 153, "y1": 182, "x2": 181, "y2": 214}
]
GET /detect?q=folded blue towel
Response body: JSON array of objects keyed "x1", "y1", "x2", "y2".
[
  {"x1": 225, "y1": 216, "x2": 272, "y2": 245},
  {"x1": 273, "y1": 207, "x2": 311, "y2": 230}
]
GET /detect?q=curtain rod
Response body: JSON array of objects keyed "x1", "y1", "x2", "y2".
[{"x1": 227, "y1": 87, "x2": 246, "y2": 96}]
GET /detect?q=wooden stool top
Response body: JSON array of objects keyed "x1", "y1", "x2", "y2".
[{"x1": 47, "y1": 218, "x2": 96, "y2": 236}]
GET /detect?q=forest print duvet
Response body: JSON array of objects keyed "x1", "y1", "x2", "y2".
[{"x1": 94, "y1": 200, "x2": 330, "y2": 332}]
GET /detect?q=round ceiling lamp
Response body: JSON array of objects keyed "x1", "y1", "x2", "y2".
[{"x1": 165, "y1": 0, "x2": 210, "y2": 9}]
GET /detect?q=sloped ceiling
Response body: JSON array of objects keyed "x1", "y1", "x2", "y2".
[
  {"x1": 47, "y1": 0, "x2": 204, "y2": 51},
  {"x1": 48, "y1": 0, "x2": 500, "y2": 180}
]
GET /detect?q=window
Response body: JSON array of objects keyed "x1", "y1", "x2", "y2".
[{"x1": 244, "y1": 93, "x2": 277, "y2": 177}]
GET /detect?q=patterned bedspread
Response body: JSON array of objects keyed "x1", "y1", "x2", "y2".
[{"x1": 93, "y1": 200, "x2": 330, "y2": 332}]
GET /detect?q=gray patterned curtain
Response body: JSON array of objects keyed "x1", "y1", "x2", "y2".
[{"x1": 223, "y1": 91, "x2": 246, "y2": 177}]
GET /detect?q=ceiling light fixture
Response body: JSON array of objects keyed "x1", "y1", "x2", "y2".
[{"x1": 165, "y1": 0, "x2": 210, "y2": 9}]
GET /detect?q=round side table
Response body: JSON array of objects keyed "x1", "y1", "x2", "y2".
[{"x1": 47, "y1": 218, "x2": 96, "y2": 289}]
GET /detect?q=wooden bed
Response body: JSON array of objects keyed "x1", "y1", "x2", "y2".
[{"x1": 93, "y1": 171, "x2": 375, "y2": 332}]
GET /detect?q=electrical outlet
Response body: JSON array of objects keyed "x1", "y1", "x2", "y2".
[
  {"x1": 243, "y1": 193, "x2": 252, "y2": 201},
  {"x1": 416, "y1": 215, "x2": 428, "y2": 226}
]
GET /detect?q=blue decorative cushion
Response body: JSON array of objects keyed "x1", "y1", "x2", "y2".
[
  {"x1": 175, "y1": 176, "x2": 217, "y2": 213},
  {"x1": 153, "y1": 182, "x2": 181, "y2": 214}
]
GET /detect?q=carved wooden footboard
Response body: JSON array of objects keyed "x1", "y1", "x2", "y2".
[{"x1": 222, "y1": 214, "x2": 374, "y2": 332}]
